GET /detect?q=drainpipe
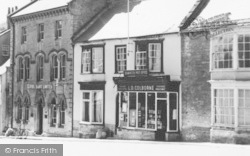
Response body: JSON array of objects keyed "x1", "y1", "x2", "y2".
[
  {"x1": 9, "y1": 17, "x2": 15, "y2": 128},
  {"x1": 71, "y1": 43, "x2": 75, "y2": 137}
]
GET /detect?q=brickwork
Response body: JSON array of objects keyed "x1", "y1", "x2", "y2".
[{"x1": 181, "y1": 32, "x2": 211, "y2": 142}]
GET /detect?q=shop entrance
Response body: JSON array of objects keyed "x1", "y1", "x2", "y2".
[
  {"x1": 155, "y1": 100, "x2": 167, "y2": 141},
  {"x1": 37, "y1": 99, "x2": 43, "y2": 135}
]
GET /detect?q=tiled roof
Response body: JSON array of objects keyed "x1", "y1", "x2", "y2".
[
  {"x1": 75, "y1": 0, "x2": 198, "y2": 42},
  {"x1": 12, "y1": 0, "x2": 70, "y2": 17}
]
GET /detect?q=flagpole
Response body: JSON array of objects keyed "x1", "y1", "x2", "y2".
[{"x1": 127, "y1": 0, "x2": 130, "y2": 56}]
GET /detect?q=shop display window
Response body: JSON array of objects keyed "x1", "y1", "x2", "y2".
[{"x1": 147, "y1": 93, "x2": 156, "y2": 129}]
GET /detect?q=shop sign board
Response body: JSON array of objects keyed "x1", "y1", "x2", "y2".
[
  {"x1": 118, "y1": 84, "x2": 166, "y2": 91},
  {"x1": 27, "y1": 84, "x2": 53, "y2": 90},
  {"x1": 124, "y1": 70, "x2": 148, "y2": 77}
]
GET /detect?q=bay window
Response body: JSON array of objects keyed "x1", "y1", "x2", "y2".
[
  {"x1": 212, "y1": 88, "x2": 250, "y2": 128},
  {"x1": 135, "y1": 41, "x2": 162, "y2": 72},
  {"x1": 81, "y1": 46, "x2": 104, "y2": 74},
  {"x1": 212, "y1": 32, "x2": 250, "y2": 70},
  {"x1": 238, "y1": 34, "x2": 250, "y2": 68},
  {"x1": 82, "y1": 91, "x2": 103, "y2": 124}
]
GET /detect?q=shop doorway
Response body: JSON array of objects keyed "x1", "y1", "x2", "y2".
[
  {"x1": 155, "y1": 100, "x2": 167, "y2": 141},
  {"x1": 37, "y1": 99, "x2": 43, "y2": 135}
]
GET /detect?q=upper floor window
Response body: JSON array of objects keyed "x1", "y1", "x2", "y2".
[
  {"x1": 55, "y1": 20, "x2": 62, "y2": 39},
  {"x1": 115, "y1": 46, "x2": 127, "y2": 73},
  {"x1": 18, "y1": 58, "x2": 24, "y2": 81},
  {"x1": 50, "y1": 54, "x2": 66, "y2": 81},
  {"x1": 37, "y1": 55, "x2": 44, "y2": 81},
  {"x1": 51, "y1": 55, "x2": 58, "y2": 81},
  {"x1": 135, "y1": 42, "x2": 162, "y2": 72},
  {"x1": 38, "y1": 23, "x2": 44, "y2": 42},
  {"x1": 21, "y1": 26, "x2": 27, "y2": 44},
  {"x1": 60, "y1": 54, "x2": 66, "y2": 80},
  {"x1": 238, "y1": 34, "x2": 250, "y2": 68},
  {"x1": 81, "y1": 46, "x2": 104, "y2": 74},
  {"x1": 212, "y1": 35, "x2": 233, "y2": 69},
  {"x1": 24, "y1": 57, "x2": 30, "y2": 81}
]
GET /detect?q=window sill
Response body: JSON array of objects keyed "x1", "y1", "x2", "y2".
[{"x1": 79, "y1": 121, "x2": 103, "y2": 125}]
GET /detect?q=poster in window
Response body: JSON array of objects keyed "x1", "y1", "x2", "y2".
[{"x1": 122, "y1": 102, "x2": 127, "y2": 113}]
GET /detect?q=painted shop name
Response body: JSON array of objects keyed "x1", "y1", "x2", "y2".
[
  {"x1": 128, "y1": 85, "x2": 154, "y2": 91},
  {"x1": 27, "y1": 84, "x2": 52, "y2": 89}
]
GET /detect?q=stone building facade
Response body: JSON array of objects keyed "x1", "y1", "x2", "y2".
[{"x1": 9, "y1": 0, "x2": 109, "y2": 136}]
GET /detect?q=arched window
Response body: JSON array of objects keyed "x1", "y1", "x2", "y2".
[
  {"x1": 18, "y1": 57, "x2": 24, "y2": 81},
  {"x1": 37, "y1": 55, "x2": 44, "y2": 81},
  {"x1": 24, "y1": 57, "x2": 30, "y2": 81},
  {"x1": 51, "y1": 98, "x2": 57, "y2": 127},
  {"x1": 24, "y1": 97, "x2": 29, "y2": 123},
  {"x1": 17, "y1": 98, "x2": 22, "y2": 122},
  {"x1": 51, "y1": 55, "x2": 58, "y2": 81},
  {"x1": 60, "y1": 54, "x2": 66, "y2": 80},
  {"x1": 59, "y1": 100, "x2": 65, "y2": 126}
]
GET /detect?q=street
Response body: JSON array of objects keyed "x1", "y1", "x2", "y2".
[{"x1": 0, "y1": 137, "x2": 250, "y2": 156}]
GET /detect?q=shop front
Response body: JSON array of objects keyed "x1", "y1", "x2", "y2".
[{"x1": 113, "y1": 72, "x2": 180, "y2": 141}]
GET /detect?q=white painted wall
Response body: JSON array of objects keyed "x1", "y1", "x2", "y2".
[{"x1": 73, "y1": 33, "x2": 181, "y2": 128}]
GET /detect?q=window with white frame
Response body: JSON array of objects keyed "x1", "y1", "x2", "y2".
[
  {"x1": 82, "y1": 91, "x2": 103, "y2": 124},
  {"x1": 135, "y1": 42, "x2": 162, "y2": 72},
  {"x1": 213, "y1": 89, "x2": 234, "y2": 126},
  {"x1": 119, "y1": 92, "x2": 178, "y2": 131},
  {"x1": 212, "y1": 35, "x2": 233, "y2": 69},
  {"x1": 81, "y1": 46, "x2": 104, "y2": 74},
  {"x1": 238, "y1": 89, "x2": 250, "y2": 126},
  {"x1": 149, "y1": 43, "x2": 161, "y2": 72},
  {"x1": 115, "y1": 46, "x2": 127, "y2": 73},
  {"x1": 238, "y1": 34, "x2": 250, "y2": 68},
  {"x1": 38, "y1": 23, "x2": 44, "y2": 42}
]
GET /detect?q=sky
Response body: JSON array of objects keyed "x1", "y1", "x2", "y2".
[{"x1": 0, "y1": 0, "x2": 31, "y2": 24}]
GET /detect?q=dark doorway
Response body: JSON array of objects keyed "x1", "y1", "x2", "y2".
[
  {"x1": 37, "y1": 99, "x2": 43, "y2": 135},
  {"x1": 155, "y1": 100, "x2": 167, "y2": 141}
]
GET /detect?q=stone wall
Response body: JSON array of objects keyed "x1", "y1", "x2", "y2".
[{"x1": 181, "y1": 32, "x2": 211, "y2": 142}]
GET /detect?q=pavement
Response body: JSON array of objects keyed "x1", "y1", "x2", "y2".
[{"x1": 1, "y1": 135, "x2": 250, "y2": 156}]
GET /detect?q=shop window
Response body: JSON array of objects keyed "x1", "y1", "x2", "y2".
[
  {"x1": 81, "y1": 46, "x2": 104, "y2": 74},
  {"x1": 138, "y1": 93, "x2": 146, "y2": 128},
  {"x1": 213, "y1": 89, "x2": 234, "y2": 126},
  {"x1": 81, "y1": 91, "x2": 103, "y2": 124},
  {"x1": 59, "y1": 100, "x2": 65, "y2": 126},
  {"x1": 212, "y1": 35, "x2": 233, "y2": 69},
  {"x1": 55, "y1": 20, "x2": 62, "y2": 39},
  {"x1": 238, "y1": 35, "x2": 250, "y2": 68},
  {"x1": 135, "y1": 42, "x2": 162, "y2": 72},
  {"x1": 38, "y1": 23, "x2": 44, "y2": 42},
  {"x1": 115, "y1": 46, "x2": 127, "y2": 73},
  {"x1": 129, "y1": 92, "x2": 137, "y2": 127},
  {"x1": 37, "y1": 55, "x2": 44, "y2": 81},
  {"x1": 21, "y1": 26, "x2": 27, "y2": 44},
  {"x1": 238, "y1": 89, "x2": 250, "y2": 126},
  {"x1": 24, "y1": 57, "x2": 30, "y2": 81},
  {"x1": 147, "y1": 93, "x2": 156, "y2": 129},
  {"x1": 169, "y1": 93, "x2": 178, "y2": 131},
  {"x1": 18, "y1": 57, "x2": 24, "y2": 81}
]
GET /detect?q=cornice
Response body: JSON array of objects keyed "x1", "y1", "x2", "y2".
[{"x1": 11, "y1": 6, "x2": 69, "y2": 23}]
